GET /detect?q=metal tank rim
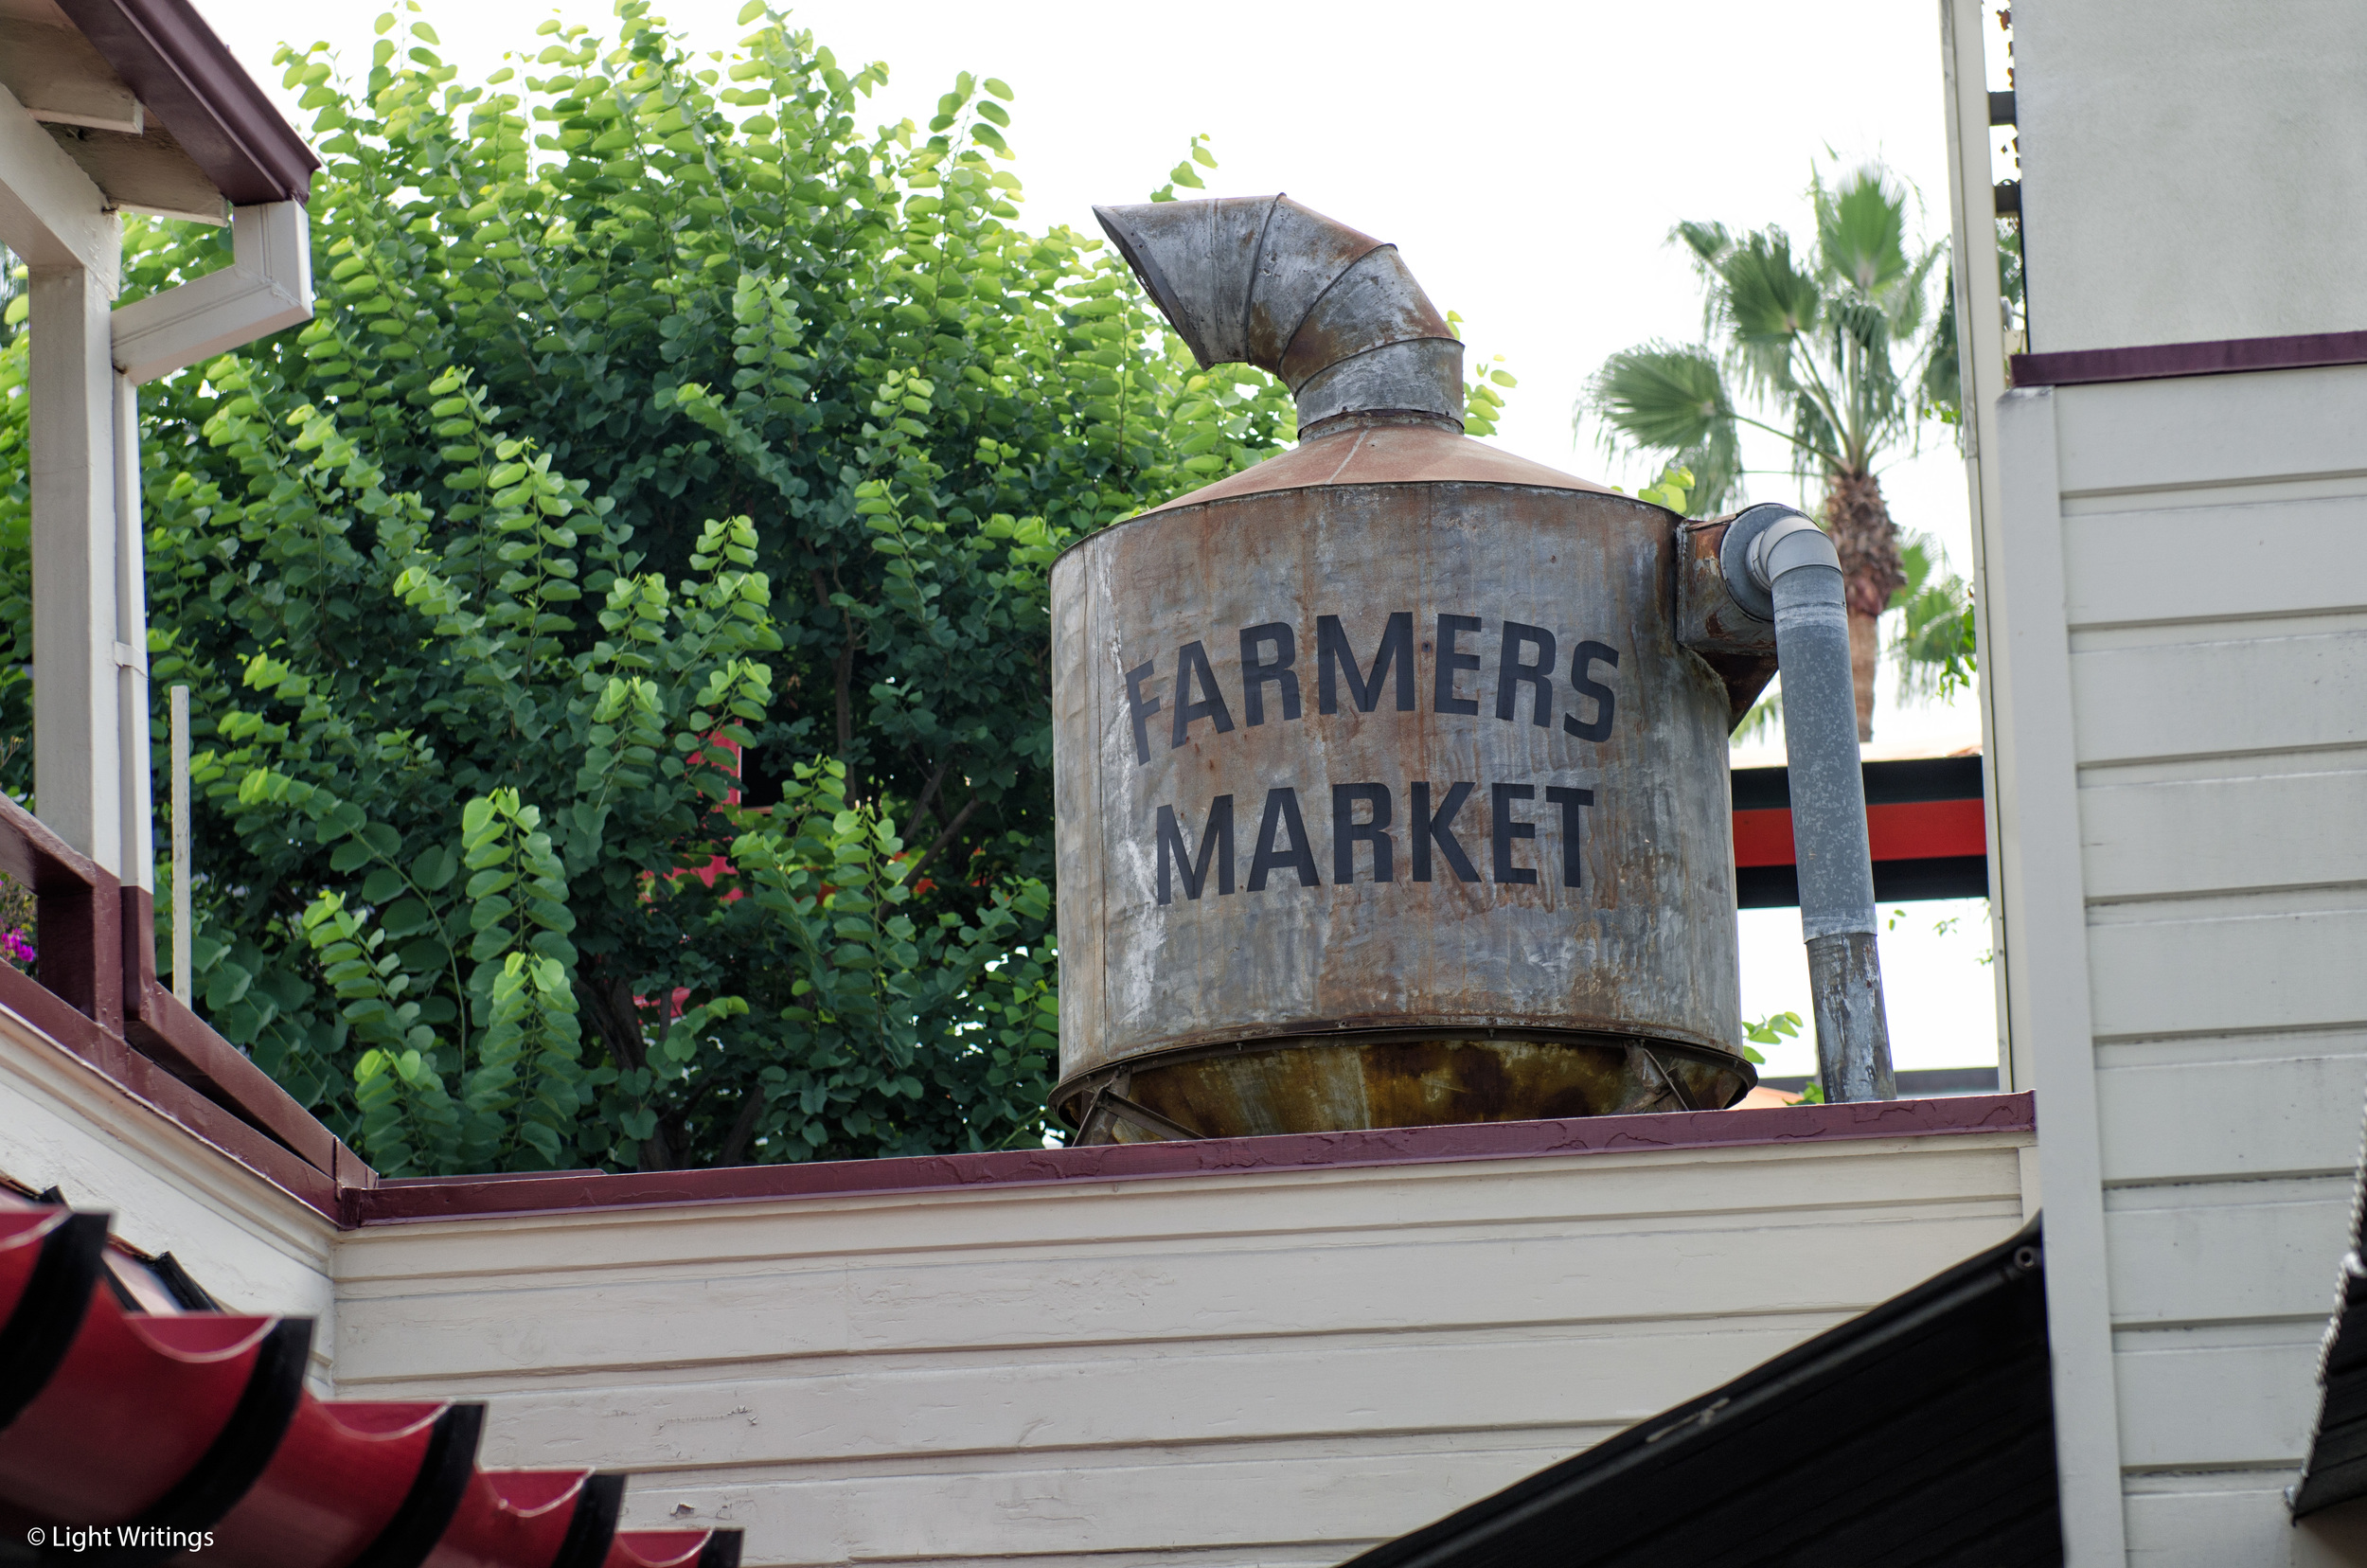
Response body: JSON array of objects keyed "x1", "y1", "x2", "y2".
[
  {"x1": 1047, "y1": 435, "x2": 1684, "y2": 571},
  {"x1": 1050, "y1": 1028, "x2": 1761, "y2": 1131}
]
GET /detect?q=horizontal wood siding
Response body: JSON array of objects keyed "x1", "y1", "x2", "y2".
[
  {"x1": 334, "y1": 1133, "x2": 2029, "y2": 1568},
  {"x1": 2048, "y1": 367, "x2": 2367, "y2": 1560}
]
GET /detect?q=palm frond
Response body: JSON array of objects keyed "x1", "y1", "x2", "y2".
[
  {"x1": 1890, "y1": 531, "x2": 1977, "y2": 702},
  {"x1": 1814, "y1": 163, "x2": 1910, "y2": 295},
  {"x1": 1882, "y1": 240, "x2": 1944, "y2": 344},
  {"x1": 1674, "y1": 220, "x2": 1734, "y2": 267},
  {"x1": 1577, "y1": 344, "x2": 1747, "y2": 515},
  {"x1": 1717, "y1": 229, "x2": 1822, "y2": 354},
  {"x1": 1733, "y1": 685, "x2": 1783, "y2": 744},
  {"x1": 1921, "y1": 266, "x2": 1960, "y2": 423},
  {"x1": 1584, "y1": 343, "x2": 1735, "y2": 454}
]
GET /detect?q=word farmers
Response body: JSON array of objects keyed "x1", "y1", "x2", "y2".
[
  {"x1": 1151, "y1": 781, "x2": 1595, "y2": 905},
  {"x1": 1122, "y1": 612, "x2": 1621, "y2": 765}
]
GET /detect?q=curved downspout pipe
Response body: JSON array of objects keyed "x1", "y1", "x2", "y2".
[
  {"x1": 1091, "y1": 195, "x2": 1464, "y2": 437},
  {"x1": 1724, "y1": 505, "x2": 1897, "y2": 1102}
]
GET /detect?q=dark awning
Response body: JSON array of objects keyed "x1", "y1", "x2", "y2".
[
  {"x1": 2291, "y1": 1149, "x2": 2367, "y2": 1514},
  {"x1": 1343, "y1": 1218, "x2": 2059, "y2": 1568}
]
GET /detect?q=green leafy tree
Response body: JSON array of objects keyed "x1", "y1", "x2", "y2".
[
  {"x1": 1582, "y1": 163, "x2": 1948, "y2": 739},
  {"x1": 0, "y1": 0, "x2": 1296, "y2": 1173}
]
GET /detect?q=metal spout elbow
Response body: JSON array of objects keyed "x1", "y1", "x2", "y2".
[{"x1": 1091, "y1": 195, "x2": 1464, "y2": 437}]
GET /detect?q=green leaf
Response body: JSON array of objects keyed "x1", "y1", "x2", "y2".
[{"x1": 413, "y1": 846, "x2": 457, "y2": 892}]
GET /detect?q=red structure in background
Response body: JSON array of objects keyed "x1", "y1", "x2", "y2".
[{"x1": 1732, "y1": 756, "x2": 1989, "y2": 907}]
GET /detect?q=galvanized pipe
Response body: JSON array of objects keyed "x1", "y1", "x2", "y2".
[
  {"x1": 1729, "y1": 505, "x2": 1896, "y2": 1102},
  {"x1": 1091, "y1": 195, "x2": 1464, "y2": 436}
]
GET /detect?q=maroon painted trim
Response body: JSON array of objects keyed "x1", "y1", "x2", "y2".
[
  {"x1": 117, "y1": 887, "x2": 356, "y2": 1179},
  {"x1": 2013, "y1": 328, "x2": 2367, "y2": 387},
  {"x1": 0, "y1": 792, "x2": 359, "y2": 1207},
  {"x1": 52, "y1": 0, "x2": 319, "y2": 206},
  {"x1": 351, "y1": 1093, "x2": 2036, "y2": 1225},
  {"x1": 0, "y1": 965, "x2": 338, "y2": 1220}
]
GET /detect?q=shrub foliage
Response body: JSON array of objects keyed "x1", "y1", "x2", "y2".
[{"x1": 0, "y1": 0, "x2": 1302, "y2": 1171}]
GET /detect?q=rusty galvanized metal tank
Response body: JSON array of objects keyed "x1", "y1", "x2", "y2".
[{"x1": 1050, "y1": 196, "x2": 1777, "y2": 1143}]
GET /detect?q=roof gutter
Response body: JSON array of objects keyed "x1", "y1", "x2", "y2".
[{"x1": 111, "y1": 199, "x2": 311, "y2": 383}]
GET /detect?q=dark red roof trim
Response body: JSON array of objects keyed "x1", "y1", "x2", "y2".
[
  {"x1": 52, "y1": 0, "x2": 319, "y2": 206},
  {"x1": 2012, "y1": 327, "x2": 2367, "y2": 387},
  {"x1": 0, "y1": 961, "x2": 340, "y2": 1220},
  {"x1": 352, "y1": 1093, "x2": 2037, "y2": 1225}
]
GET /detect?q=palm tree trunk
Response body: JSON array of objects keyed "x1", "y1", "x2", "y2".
[{"x1": 1821, "y1": 468, "x2": 1906, "y2": 740}]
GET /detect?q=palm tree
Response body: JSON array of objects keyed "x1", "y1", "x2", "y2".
[{"x1": 1583, "y1": 164, "x2": 1947, "y2": 739}]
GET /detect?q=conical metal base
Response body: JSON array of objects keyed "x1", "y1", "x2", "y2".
[{"x1": 1055, "y1": 1033, "x2": 1755, "y2": 1145}]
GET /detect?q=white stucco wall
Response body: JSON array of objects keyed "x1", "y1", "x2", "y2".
[
  {"x1": 2015, "y1": 1, "x2": 2367, "y2": 353},
  {"x1": 331, "y1": 1126, "x2": 2031, "y2": 1568}
]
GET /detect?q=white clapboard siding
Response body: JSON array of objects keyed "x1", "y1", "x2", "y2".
[
  {"x1": 1995, "y1": 364, "x2": 2367, "y2": 1565},
  {"x1": 2062, "y1": 495, "x2": 2367, "y2": 632},
  {"x1": 2084, "y1": 897, "x2": 2367, "y2": 1042},
  {"x1": 334, "y1": 1131, "x2": 2029, "y2": 1567},
  {"x1": 2081, "y1": 768, "x2": 2367, "y2": 903},
  {"x1": 2112, "y1": 1326, "x2": 2323, "y2": 1470},
  {"x1": 2126, "y1": 1475, "x2": 2367, "y2": 1568},
  {"x1": 2051, "y1": 365, "x2": 2367, "y2": 498},
  {"x1": 2096, "y1": 1052, "x2": 2367, "y2": 1185},
  {"x1": 2103, "y1": 1180, "x2": 2354, "y2": 1326},
  {"x1": 0, "y1": 1003, "x2": 340, "y2": 1383},
  {"x1": 2068, "y1": 626, "x2": 2367, "y2": 768}
]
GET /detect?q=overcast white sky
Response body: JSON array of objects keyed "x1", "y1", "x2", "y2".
[{"x1": 203, "y1": 0, "x2": 2005, "y2": 1077}]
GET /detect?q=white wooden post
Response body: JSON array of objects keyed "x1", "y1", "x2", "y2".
[
  {"x1": 27, "y1": 259, "x2": 122, "y2": 879},
  {"x1": 170, "y1": 684, "x2": 189, "y2": 1005},
  {"x1": 116, "y1": 373, "x2": 151, "y2": 896}
]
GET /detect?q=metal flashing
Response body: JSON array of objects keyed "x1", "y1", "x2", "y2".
[
  {"x1": 351, "y1": 1093, "x2": 2038, "y2": 1225},
  {"x1": 2013, "y1": 328, "x2": 2367, "y2": 388}
]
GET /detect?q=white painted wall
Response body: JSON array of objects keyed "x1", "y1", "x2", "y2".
[
  {"x1": 2015, "y1": 0, "x2": 2367, "y2": 353},
  {"x1": 1986, "y1": 367, "x2": 2367, "y2": 1567},
  {"x1": 333, "y1": 1131, "x2": 2030, "y2": 1568},
  {"x1": 0, "y1": 1002, "x2": 340, "y2": 1386}
]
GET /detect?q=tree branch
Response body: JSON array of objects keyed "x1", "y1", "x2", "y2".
[
  {"x1": 900, "y1": 753, "x2": 956, "y2": 842},
  {"x1": 901, "y1": 795, "x2": 981, "y2": 886},
  {"x1": 718, "y1": 1084, "x2": 768, "y2": 1167}
]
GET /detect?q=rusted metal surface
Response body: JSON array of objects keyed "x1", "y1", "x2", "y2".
[
  {"x1": 1140, "y1": 419, "x2": 1620, "y2": 514},
  {"x1": 1676, "y1": 515, "x2": 1781, "y2": 725},
  {"x1": 1062, "y1": 1037, "x2": 1751, "y2": 1144},
  {"x1": 1050, "y1": 441, "x2": 1754, "y2": 1136},
  {"x1": 1094, "y1": 196, "x2": 1462, "y2": 429},
  {"x1": 1807, "y1": 930, "x2": 1896, "y2": 1102}
]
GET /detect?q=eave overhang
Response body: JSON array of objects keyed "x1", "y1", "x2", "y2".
[{"x1": 0, "y1": 0, "x2": 315, "y2": 227}]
